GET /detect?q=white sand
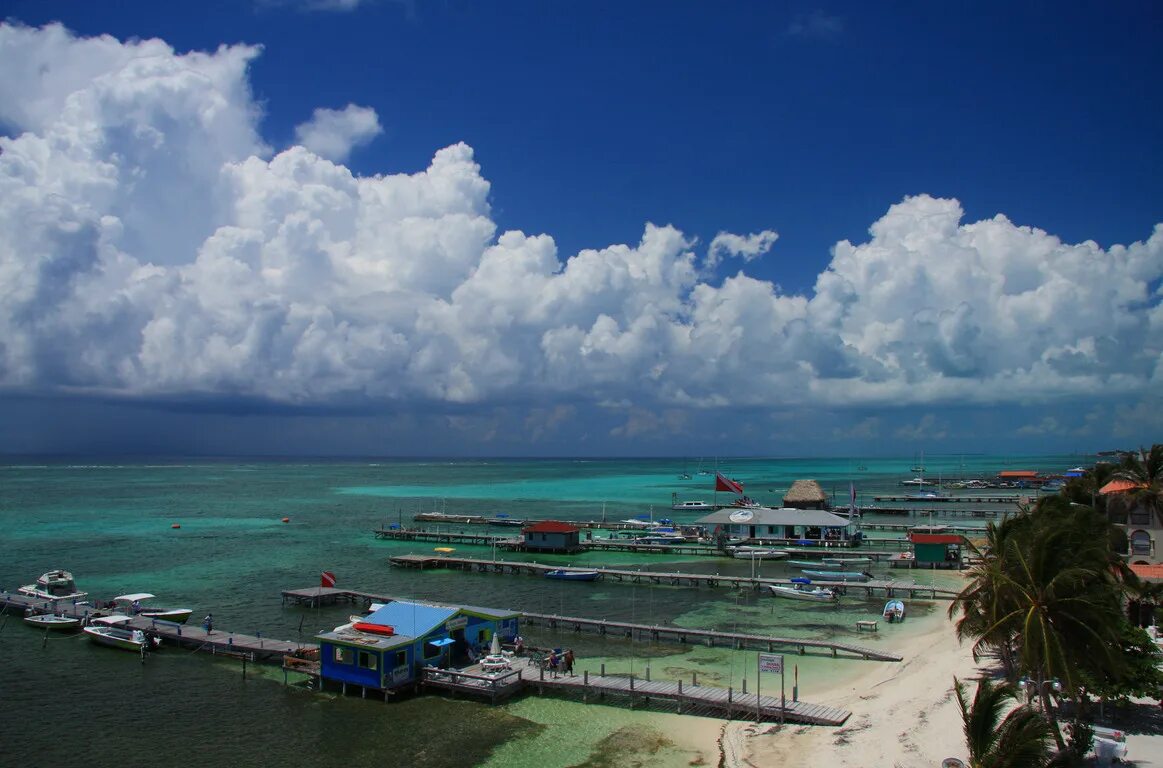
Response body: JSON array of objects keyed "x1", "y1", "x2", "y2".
[{"x1": 724, "y1": 608, "x2": 982, "y2": 767}]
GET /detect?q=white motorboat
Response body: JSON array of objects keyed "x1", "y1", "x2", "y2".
[
  {"x1": 23, "y1": 614, "x2": 84, "y2": 631},
  {"x1": 821, "y1": 557, "x2": 872, "y2": 568},
  {"x1": 883, "y1": 599, "x2": 906, "y2": 622},
  {"x1": 770, "y1": 581, "x2": 837, "y2": 602},
  {"x1": 113, "y1": 593, "x2": 193, "y2": 624},
  {"x1": 671, "y1": 500, "x2": 714, "y2": 512},
  {"x1": 18, "y1": 570, "x2": 88, "y2": 602},
  {"x1": 731, "y1": 547, "x2": 788, "y2": 560},
  {"x1": 83, "y1": 616, "x2": 159, "y2": 653}
]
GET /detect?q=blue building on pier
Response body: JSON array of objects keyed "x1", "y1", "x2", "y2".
[{"x1": 316, "y1": 600, "x2": 519, "y2": 693}]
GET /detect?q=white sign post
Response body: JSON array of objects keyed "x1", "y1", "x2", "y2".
[{"x1": 758, "y1": 653, "x2": 785, "y2": 723}]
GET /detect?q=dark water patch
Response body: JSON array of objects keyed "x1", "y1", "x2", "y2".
[{"x1": 566, "y1": 725, "x2": 679, "y2": 768}]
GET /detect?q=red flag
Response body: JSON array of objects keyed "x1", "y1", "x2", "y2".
[
  {"x1": 715, "y1": 472, "x2": 744, "y2": 494},
  {"x1": 321, "y1": 571, "x2": 337, "y2": 588}
]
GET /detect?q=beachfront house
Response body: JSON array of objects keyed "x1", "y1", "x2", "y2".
[
  {"x1": 1102, "y1": 478, "x2": 1159, "y2": 564},
  {"x1": 315, "y1": 600, "x2": 520, "y2": 694},
  {"x1": 781, "y1": 479, "x2": 830, "y2": 510},
  {"x1": 522, "y1": 520, "x2": 583, "y2": 553},
  {"x1": 696, "y1": 507, "x2": 857, "y2": 545},
  {"x1": 907, "y1": 531, "x2": 964, "y2": 568},
  {"x1": 996, "y1": 469, "x2": 1040, "y2": 488}
]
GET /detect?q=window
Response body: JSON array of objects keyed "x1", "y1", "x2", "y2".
[
  {"x1": 425, "y1": 640, "x2": 443, "y2": 659},
  {"x1": 333, "y1": 646, "x2": 351, "y2": 664},
  {"x1": 358, "y1": 651, "x2": 377, "y2": 670},
  {"x1": 1130, "y1": 509, "x2": 1153, "y2": 526},
  {"x1": 1130, "y1": 530, "x2": 1153, "y2": 556},
  {"x1": 394, "y1": 650, "x2": 407, "y2": 667}
]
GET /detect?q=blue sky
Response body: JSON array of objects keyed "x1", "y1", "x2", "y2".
[{"x1": 0, "y1": 1, "x2": 1160, "y2": 457}]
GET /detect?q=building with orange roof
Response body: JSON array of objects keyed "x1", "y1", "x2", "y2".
[{"x1": 1102, "y1": 479, "x2": 1158, "y2": 565}]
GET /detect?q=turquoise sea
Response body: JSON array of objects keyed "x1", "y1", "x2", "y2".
[{"x1": 0, "y1": 453, "x2": 1089, "y2": 767}]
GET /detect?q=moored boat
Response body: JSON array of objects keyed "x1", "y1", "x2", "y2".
[
  {"x1": 113, "y1": 593, "x2": 193, "y2": 624},
  {"x1": 769, "y1": 579, "x2": 837, "y2": 602},
  {"x1": 671, "y1": 500, "x2": 714, "y2": 512},
  {"x1": 821, "y1": 557, "x2": 871, "y2": 568},
  {"x1": 23, "y1": 614, "x2": 84, "y2": 631},
  {"x1": 83, "y1": 616, "x2": 159, "y2": 652},
  {"x1": 18, "y1": 570, "x2": 88, "y2": 602},
  {"x1": 883, "y1": 599, "x2": 906, "y2": 622},
  {"x1": 544, "y1": 569, "x2": 601, "y2": 581},
  {"x1": 731, "y1": 547, "x2": 788, "y2": 560},
  {"x1": 801, "y1": 569, "x2": 872, "y2": 582}
]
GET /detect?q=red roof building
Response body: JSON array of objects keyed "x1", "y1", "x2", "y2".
[
  {"x1": 1099, "y1": 479, "x2": 1146, "y2": 495},
  {"x1": 523, "y1": 520, "x2": 583, "y2": 553},
  {"x1": 523, "y1": 520, "x2": 580, "y2": 534}
]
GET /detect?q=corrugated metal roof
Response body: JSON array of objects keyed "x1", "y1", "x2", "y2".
[
  {"x1": 363, "y1": 601, "x2": 456, "y2": 637},
  {"x1": 524, "y1": 520, "x2": 580, "y2": 533},
  {"x1": 909, "y1": 533, "x2": 964, "y2": 544},
  {"x1": 695, "y1": 507, "x2": 854, "y2": 527}
]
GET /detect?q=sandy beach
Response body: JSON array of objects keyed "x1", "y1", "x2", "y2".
[
  {"x1": 708, "y1": 607, "x2": 1163, "y2": 768},
  {"x1": 718, "y1": 606, "x2": 984, "y2": 768}
]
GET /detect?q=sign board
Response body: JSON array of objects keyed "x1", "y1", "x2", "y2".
[
  {"x1": 758, "y1": 653, "x2": 783, "y2": 674},
  {"x1": 445, "y1": 616, "x2": 468, "y2": 631},
  {"x1": 729, "y1": 509, "x2": 754, "y2": 523}
]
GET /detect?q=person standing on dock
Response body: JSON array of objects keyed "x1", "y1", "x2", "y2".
[
  {"x1": 202, "y1": 613, "x2": 213, "y2": 634},
  {"x1": 564, "y1": 649, "x2": 575, "y2": 676}
]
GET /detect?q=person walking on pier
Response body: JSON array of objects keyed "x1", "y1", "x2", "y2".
[
  {"x1": 202, "y1": 613, "x2": 213, "y2": 634},
  {"x1": 563, "y1": 649, "x2": 575, "y2": 676}
]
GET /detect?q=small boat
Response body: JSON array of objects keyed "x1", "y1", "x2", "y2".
[
  {"x1": 634, "y1": 534, "x2": 685, "y2": 545},
  {"x1": 786, "y1": 559, "x2": 823, "y2": 568},
  {"x1": 23, "y1": 614, "x2": 84, "y2": 631},
  {"x1": 883, "y1": 599, "x2": 906, "y2": 622},
  {"x1": 486, "y1": 517, "x2": 524, "y2": 527},
  {"x1": 113, "y1": 593, "x2": 193, "y2": 624},
  {"x1": 18, "y1": 570, "x2": 88, "y2": 602},
  {"x1": 801, "y1": 570, "x2": 872, "y2": 582},
  {"x1": 83, "y1": 616, "x2": 159, "y2": 653},
  {"x1": 769, "y1": 579, "x2": 838, "y2": 602},
  {"x1": 544, "y1": 569, "x2": 601, "y2": 581},
  {"x1": 900, "y1": 477, "x2": 934, "y2": 487},
  {"x1": 731, "y1": 547, "x2": 788, "y2": 560},
  {"x1": 821, "y1": 557, "x2": 872, "y2": 568},
  {"x1": 352, "y1": 621, "x2": 396, "y2": 636}
]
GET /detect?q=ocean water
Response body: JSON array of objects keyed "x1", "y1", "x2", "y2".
[{"x1": 0, "y1": 453, "x2": 1085, "y2": 767}]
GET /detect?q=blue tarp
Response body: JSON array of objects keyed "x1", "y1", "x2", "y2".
[{"x1": 428, "y1": 637, "x2": 455, "y2": 647}]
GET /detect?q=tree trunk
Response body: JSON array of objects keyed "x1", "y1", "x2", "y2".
[{"x1": 1038, "y1": 673, "x2": 1066, "y2": 752}]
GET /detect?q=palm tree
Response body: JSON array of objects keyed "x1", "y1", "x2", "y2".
[
  {"x1": 950, "y1": 499, "x2": 1127, "y2": 750},
  {"x1": 1112, "y1": 444, "x2": 1163, "y2": 526},
  {"x1": 955, "y1": 676, "x2": 1054, "y2": 768}
]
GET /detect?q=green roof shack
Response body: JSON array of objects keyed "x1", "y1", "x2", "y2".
[{"x1": 908, "y1": 531, "x2": 964, "y2": 569}]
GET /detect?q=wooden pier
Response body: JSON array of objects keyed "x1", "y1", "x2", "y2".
[
  {"x1": 423, "y1": 656, "x2": 850, "y2": 725},
  {"x1": 872, "y1": 495, "x2": 1023, "y2": 505},
  {"x1": 1, "y1": 592, "x2": 315, "y2": 662},
  {"x1": 387, "y1": 555, "x2": 959, "y2": 600}
]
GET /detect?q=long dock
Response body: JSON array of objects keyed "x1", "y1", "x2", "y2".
[
  {"x1": 423, "y1": 657, "x2": 850, "y2": 725},
  {"x1": 387, "y1": 555, "x2": 959, "y2": 599},
  {"x1": 1, "y1": 591, "x2": 315, "y2": 662}
]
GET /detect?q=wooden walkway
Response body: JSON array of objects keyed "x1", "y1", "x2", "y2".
[
  {"x1": 424, "y1": 657, "x2": 850, "y2": 725},
  {"x1": 276, "y1": 586, "x2": 905, "y2": 662},
  {"x1": 388, "y1": 555, "x2": 960, "y2": 600},
  {"x1": 1, "y1": 592, "x2": 316, "y2": 662},
  {"x1": 519, "y1": 612, "x2": 901, "y2": 660}
]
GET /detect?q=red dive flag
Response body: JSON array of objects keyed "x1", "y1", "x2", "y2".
[
  {"x1": 715, "y1": 472, "x2": 744, "y2": 495},
  {"x1": 321, "y1": 571, "x2": 337, "y2": 588}
]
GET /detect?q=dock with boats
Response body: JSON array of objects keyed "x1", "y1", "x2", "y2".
[
  {"x1": 422, "y1": 656, "x2": 851, "y2": 725},
  {"x1": 387, "y1": 554, "x2": 960, "y2": 600}
]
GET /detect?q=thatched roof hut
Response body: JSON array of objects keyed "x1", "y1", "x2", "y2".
[{"x1": 782, "y1": 479, "x2": 828, "y2": 510}]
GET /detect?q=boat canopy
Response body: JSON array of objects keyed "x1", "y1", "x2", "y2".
[
  {"x1": 113, "y1": 593, "x2": 156, "y2": 603},
  {"x1": 92, "y1": 615, "x2": 134, "y2": 625}
]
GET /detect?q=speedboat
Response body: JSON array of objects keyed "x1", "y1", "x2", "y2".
[
  {"x1": 18, "y1": 570, "x2": 88, "y2": 602},
  {"x1": 883, "y1": 599, "x2": 906, "y2": 622},
  {"x1": 634, "y1": 534, "x2": 685, "y2": 545},
  {"x1": 731, "y1": 547, "x2": 788, "y2": 560},
  {"x1": 671, "y1": 500, "x2": 714, "y2": 511},
  {"x1": 801, "y1": 570, "x2": 872, "y2": 582},
  {"x1": 770, "y1": 580, "x2": 837, "y2": 602},
  {"x1": 900, "y1": 477, "x2": 934, "y2": 487},
  {"x1": 83, "y1": 616, "x2": 159, "y2": 653},
  {"x1": 545, "y1": 569, "x2": 601, "y2": 581},
  {"x1": 113, "y1": 593, "x2": 193, "y2": 624},
  {"x1": 23, "y1": 614, "x2": 84, "y2": 631}
]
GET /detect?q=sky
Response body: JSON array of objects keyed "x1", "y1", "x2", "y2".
[{"x1": 0, "y1": 1, "x2": 1160, "y2": 458}]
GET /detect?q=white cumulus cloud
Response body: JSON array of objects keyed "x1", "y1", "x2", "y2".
[
  {"x1": 0, "y1": 22, "x2": 1161, "y2": 446},
  {"x1": 293, "y1": 104, "x2": 382, "y2": 163},
  {"x1": 707, "y1": 230, "x2": 779, "y2": 267}
]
